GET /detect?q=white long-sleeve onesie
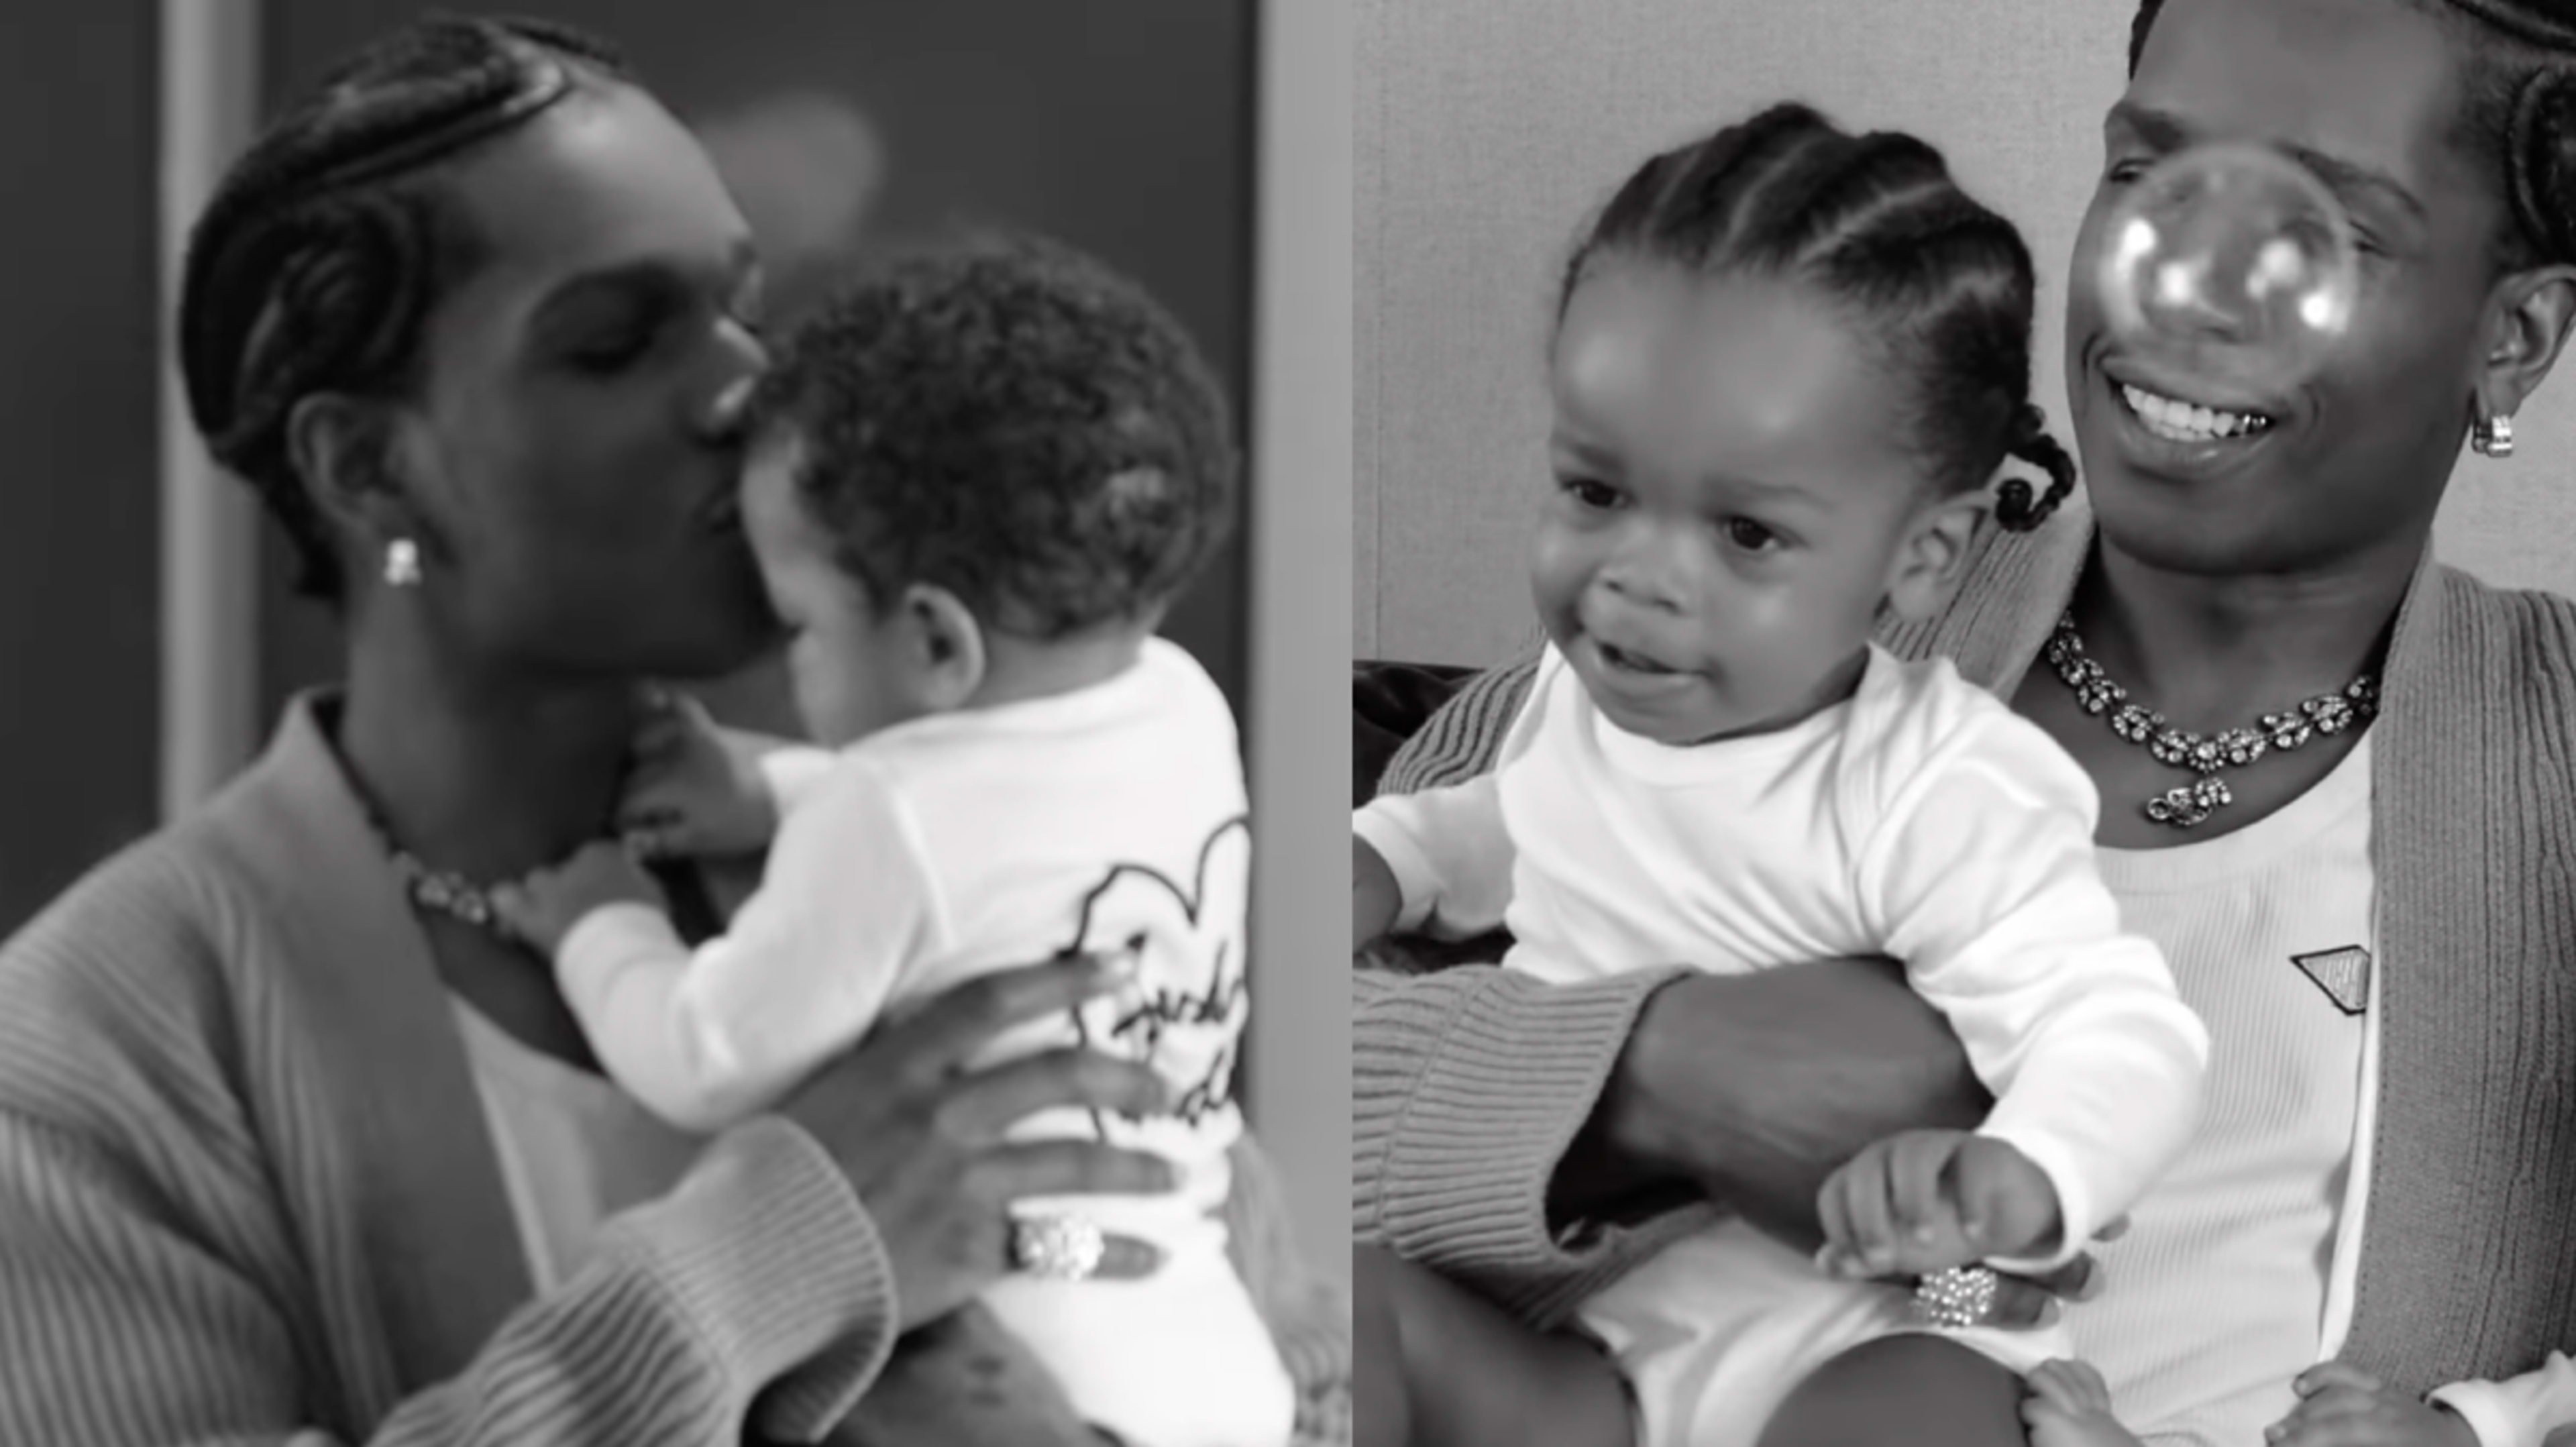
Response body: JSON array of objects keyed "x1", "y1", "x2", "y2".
[
  {"x1": 1354, "y1": 643, "x2": 2209, "y2": 1447},
  {"x1": 553, "y1": 639, "x2": 1291, "y2": 1447}
]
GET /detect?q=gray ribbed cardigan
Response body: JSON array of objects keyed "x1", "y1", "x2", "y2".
[
  {"x1": 0, "y1": 698, "x2": 1350, "y2": 1445},
  {"x1": 1353, "y1": 498, "x2": 2576, "y2": 1399}
]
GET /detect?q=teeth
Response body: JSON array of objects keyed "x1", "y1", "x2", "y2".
[{"x1": 2121, "y1": 382, "x2": 2270, "y2": 442}]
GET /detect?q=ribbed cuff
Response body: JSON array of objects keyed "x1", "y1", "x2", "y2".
[
  {"x1": 1379, "y1": 652, "x2": 1541, "y2": 796},
  {"x1": 1357, "y1": 963, "x2": 1684, "y2": 1320},
  {"x1": 606, "y1": 1115, "x2": 898, "y2": 1442}
]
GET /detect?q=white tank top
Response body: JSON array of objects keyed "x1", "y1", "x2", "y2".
[
  {"x1": 2063, "y1": 735, "x2": 2376, "y2": 1446},
  {"x1": 451, "y1": 999, "x2": 707, "y2": 1293}
]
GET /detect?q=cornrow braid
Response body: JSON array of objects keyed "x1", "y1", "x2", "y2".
[
  {"x1": 2412, "y1": 0, "x2": 2576, "y2": 46},
  {"x1": 2508, "y1": 62, "x2": 2576, "y2": 264},
  {"x1": 2130, "y1": 0, "x2": 2576, "y2": 271},
  {"x1": 1559, "y1": 102, "x2": 2072, "y2": 533},
  {"x1": 176, "y1": 13, "x2": 631, "y2": 600}
]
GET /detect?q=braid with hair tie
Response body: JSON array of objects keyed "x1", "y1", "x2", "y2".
[
  {"x1": 1997, "y1": 404, "x2": 2078, "y2": 532},
  {"x1": 176, "y1": 14, "x2": 627, "y2": 599}
]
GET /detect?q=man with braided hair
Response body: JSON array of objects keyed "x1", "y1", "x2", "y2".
[
  {"x1": 1354, "y1": 1, "x2": 2576, "y2": 1444},
  {"x1": 0, "y1": 14, "x2": 1348, "y2": 1447}
]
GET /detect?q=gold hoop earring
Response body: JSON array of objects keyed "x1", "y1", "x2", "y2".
[
  {"x1": 2473, "y1": 413, "x2": 2516, "y2": 459},
  {"x1": 384, "y1": 538, "x2": 423, "y2": 588}
]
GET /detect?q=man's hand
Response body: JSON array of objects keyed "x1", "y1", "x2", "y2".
[
  {"x1": 1547, "y1": 959, "x2": 2115, "y2": 1329},
  {"x1": 1564, "y1": 957, "x2": 1991, "y2": 1237}
]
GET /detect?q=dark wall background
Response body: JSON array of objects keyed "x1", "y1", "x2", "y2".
[
  {"x1": 256, "y1": 1, "x2": 1256, "y2": 737},
  {"x1": 0, "y1": 7, "x2": 162, "y2": 934}
]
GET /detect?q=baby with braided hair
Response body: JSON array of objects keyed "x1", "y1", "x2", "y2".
[{"x1": 1350, "y1": 103, "x2": 2210, "y2": 1447}]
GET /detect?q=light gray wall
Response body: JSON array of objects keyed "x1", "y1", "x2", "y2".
[{"x1": 1355, "y1": 0, "x2": 2576, "y2": 665}]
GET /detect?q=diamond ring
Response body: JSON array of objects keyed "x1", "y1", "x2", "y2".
[
  {"x1": 1915, "y1": 1265, "x2": 2001, "y2": 1329},
  {"x1": 1008, "y1": 1212, "x2": 1108, "y2": 1281}
]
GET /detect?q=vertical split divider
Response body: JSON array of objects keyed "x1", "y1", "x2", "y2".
[
  {"x1": 158, "y1": 0, "x2": 263, "y2": 817},
  {"x1": 1247, "y1": 0, "x2": 1356, "y2": 1280}
]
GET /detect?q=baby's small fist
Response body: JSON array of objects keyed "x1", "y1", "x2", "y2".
[
  {"x1": 1947, "y1": 1136, "x2": 2063, "y2": 1259},
  {"x1": 1815, "y1": 1130, "x2": 2066, "y2": 1278},
  {"x1": 490, "y1": 840, "x2": 667, "y2": 953},
  {"x1": 1817, "y1": 1130, "x2": 1984, "y2": 1277}
]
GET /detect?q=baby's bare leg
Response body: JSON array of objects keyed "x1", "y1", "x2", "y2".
[
  {"x1": 1756, "y1": 1334, "x2": 2029, "y2": 1447},
  {"x1": 1355, "y1": 1243, "x2": 1632, "y2": 1447}
]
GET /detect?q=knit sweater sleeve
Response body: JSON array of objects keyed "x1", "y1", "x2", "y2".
[
  {"x1": 1352, "y1": 960, "x2": 1710, "y2": 1327},
  {"x1": 0, "y1": 859, "x2": 899, "y2": 1446},
  {"x1": 1375, "y1": 651, "x2": 1542, "y2": 796}
]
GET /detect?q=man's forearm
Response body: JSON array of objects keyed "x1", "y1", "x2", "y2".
[{"x1": 1552, "y1": 957, "x2": 1990, "y2": 1250}]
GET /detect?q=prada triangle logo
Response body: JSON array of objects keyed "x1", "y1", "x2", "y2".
[{"x1": 2292, "y1": 945, "x2": 2371, "y2": 1016}]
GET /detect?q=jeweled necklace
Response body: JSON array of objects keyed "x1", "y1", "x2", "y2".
[
  {"x1": 366, "y1": 686, "x2": 680, "y2": 941},
  {"x1": 2043, "y1": 613, "x2": 2377, "y2": 828}
]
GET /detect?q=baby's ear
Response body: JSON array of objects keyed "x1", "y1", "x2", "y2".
[
  {"x1": 1883, "y1": 491, "x2": 1990, "y2": 622},
  {"x1": 901, "y1": 582, "x2": 987, "y2": 710}
]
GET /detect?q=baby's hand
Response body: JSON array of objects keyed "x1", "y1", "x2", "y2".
[
  {"x1": 2023, "y1": 1360, "x2": 2145, "y2": 1447},
  {"x1": 1815, "y1": 1129, "x2": 2061, "y2": 1277},
  {"x1": 618, "y1": 692, "x2": 780, "y2": 859},
  {"x1": 2265, "y1": 1364, "x2": 2478, "y2": 1447},
  {"x1": 490, "y1": 840, "x2": 670, "y2": 955}
]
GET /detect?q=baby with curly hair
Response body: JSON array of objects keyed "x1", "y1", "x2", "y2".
[{"x1": 494, "y1": 233, "x2": 1291, "y2": 1447}]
